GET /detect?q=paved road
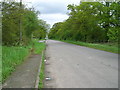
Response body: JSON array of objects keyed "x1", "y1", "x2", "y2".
[{"x1": 44, "y1": 40, "x2": 118, "y2": 88}]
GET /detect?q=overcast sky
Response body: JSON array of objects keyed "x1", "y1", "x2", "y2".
[{"x1": 23, "y1": 0, "x2": 80, "y2": 27}]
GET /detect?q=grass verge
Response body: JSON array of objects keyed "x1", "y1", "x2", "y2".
[
  {"x1": 0, "y1": 45, "x2": 2, "y2": 84},
  {"x1": 2, "y1": 46, "x2": 30, "y2": 83},
  {"x1": 61, "y1": 40, "x2": 119, "y2": 54},
  {"x1": 2, "y1": 39, "x2": 46, "y2": 83},
  {"x1": 32, "y1": 39, "x2": 45, "y2": 54},
  {"x1": 31, "y1": 39, "x2": 46, "y2": 88},
  {"x1": 38, "y1": 51, "x2": 45, "y2": 88}
]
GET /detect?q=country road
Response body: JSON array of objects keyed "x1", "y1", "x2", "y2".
[{"x1": 44, "y1": 40, "x2": 118, "y2": 88}]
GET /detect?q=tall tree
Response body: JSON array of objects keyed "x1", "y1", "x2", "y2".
[{"x1": 49, "y1": 1, "x2": 119, "y2": 43}]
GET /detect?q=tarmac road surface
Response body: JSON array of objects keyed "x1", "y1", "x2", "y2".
[{"x1": 44, "y1": 40, "x2": 118, "y2": 88}]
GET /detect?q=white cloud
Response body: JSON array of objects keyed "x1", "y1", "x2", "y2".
[
  {"x1": 39, "y1": 14, "x2": 69, "y2": 27},
  {"x1": 35, "y1": 2, "x2": 67, "y2": 14},
  {"x1": 23, "y1": 0, "x2": 80, "y2": 27},
  {"x1": 23, "y1": 0, "x2": 80, "y2": 5}
]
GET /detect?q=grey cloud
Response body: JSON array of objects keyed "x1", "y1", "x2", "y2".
[{"x1": 34, "y1": 2, "x2": 68, "y2": 14}]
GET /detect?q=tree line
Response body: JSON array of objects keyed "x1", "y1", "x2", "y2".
[
  {"x1": 49, "y1": 1, "x2": 119, "y2": 43},
  {"x1": 2, "y1": 0, "x2": 49, "y2": 46}
]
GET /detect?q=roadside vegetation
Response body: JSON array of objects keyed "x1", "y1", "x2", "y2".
[
  {"x1": 48, "y1": 1, "x2": 119, "y2": 53},
  {"x1": 33, "y1": 39, "x2": 46, "y2": 54},
  {"x1": 2, "y1": 1, "x2": 49, "y2": 46},
  {"x1": 61, "y1": 40, "x2": 118, "y2": 54},
  {"x1": 2, "y1": 0, "x2": 49, "y2": 83},
  {"x1": 38, "y1": 50, "x2": 45, "y2": 88},
  {"x1": 2, "y1": 45, "x2": 30, "y2": 82},
  {"x1": 32, "y1": 39, "x2": 46, "y2": 88},
  {"x1": 2, "y1": 40, "x2": 46, "y2": 83}
]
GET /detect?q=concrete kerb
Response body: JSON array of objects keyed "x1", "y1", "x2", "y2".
[
  {"x1": 34, "y1": 51, "x2": 43, "y2": 88},
  {"x1": 34, "y1": 41, "x2": 46, "y2": 89}
]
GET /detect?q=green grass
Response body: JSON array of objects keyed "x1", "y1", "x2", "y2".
[
  {"x1": 32, "y1": 39, "x2": 45, "y2": 54},
  {"x1": 2, "y1": 39, "x2": 46, "y2": 83},
  {"x1": 0, "y1": 45, "x2": 2, "y2": 84},
  {"x1": 2, "y1": 46, "x2": 30, "y2": 83},
  {"x1": 38, "y1": 51, "x2": 45, "y2": 88},
  {"x1": 32, "y1": 39, "x2": 46, "y2": 88},
  {"x1": 61, "y1": 40, "x2": 119, "y2": 54}
]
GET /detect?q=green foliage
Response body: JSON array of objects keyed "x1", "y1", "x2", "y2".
[
  {"x1": 32, "y1": 39, "x2": 46, "y2": 54},
  {"x1": 2, "y1": 2, "x2": 21, "y2": 45},
  {"x1": 2, "y1": 0, "x2": 48, "y2": 84},
  {"x1": 33, "y1": 20, "x2": 50, "y2": 40},
  {"x1": 39, "y1": 51, "x2": 45, "y2": 88},
  {"x1": 31, "y1": 39, "x2": 46, "y2": 88},
  {"x1": 107, "y1": 27, "x2": 118, "y2": 42},
  {"x1": 49, "y1": 2, "x2": 119, "y2": 43},
  {"x1": 2, "y1": 1, "x2": 49, "y2": 46},
  {"x1": 2, "y1": 39, "x2": 46, "y2": 83},
  {"x1": 2, "y1": 46, "x2": 30, "y2": 82},
  {"x1": 61, "y1": 40, "x2": 119, "y2": 54}
]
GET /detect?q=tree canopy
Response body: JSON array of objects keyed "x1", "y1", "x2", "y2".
[
  {"x1": 49, "y1": 1, "x2": 119, "y2": 43},
  {"x1": 2, "y1": 0, "x2": 49, "y2": 46}
]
